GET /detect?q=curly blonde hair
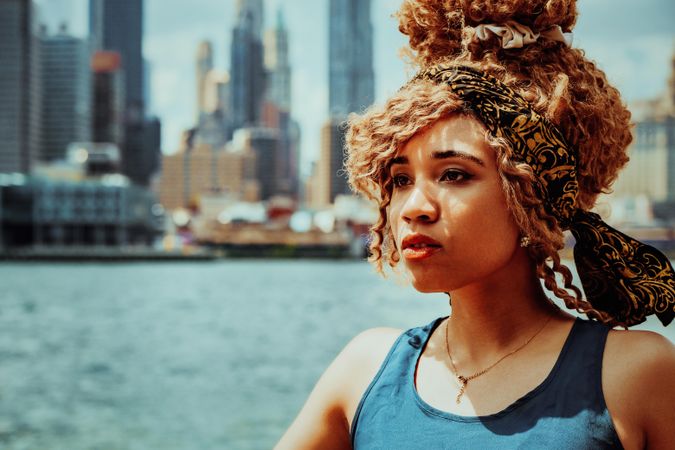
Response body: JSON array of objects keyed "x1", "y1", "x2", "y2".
[{"x1": 345, "y1": 0, "x2": 633, "y2": 326}]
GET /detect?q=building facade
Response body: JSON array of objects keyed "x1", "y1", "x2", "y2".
[
  {"x1": 195, "y1": 40, "x2": 214, "y2": 122},
  {"x1": 91, "y1": 51, "x2": 125, "y2": 147},
  {"x1": 89, "y1": 0, "x2": 144, "y2": 117},
  {"x1": 159, "y1": 142, "x2": 258, "y2": 211},
  {"x1": 262, "y1": 8, "x2": 299, "y2": 198},
  {"x1": 89, "y1": 0, "x2": 158, "y2": 187},
  {"x1": 328, "y1": 0, "x2": 374, "y2": 119},
  {"x1": 0, "y1": 0, "x2": 41, "y2": 174},
  {"x1": 229, "y1": 0, "x2": 266, "y2": 132},
  {"x1": 40, "y1": 26, "x2": 91, "y2": 162},
  {"x1": 264, "y1": 9, "x2": 291, "y2": 112},
  {"x1": 316, "y1": 119, "x2": 349, "y2": 206},
  {"x1": 0, "y1": 176, "x2": 162, "y2": 248}
]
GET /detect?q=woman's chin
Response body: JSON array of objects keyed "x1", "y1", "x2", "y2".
[{"x1": 410, "y1": 277, "x2": 448, "y2": 294}]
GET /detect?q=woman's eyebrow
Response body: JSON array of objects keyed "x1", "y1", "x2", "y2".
[
  {"x1": 390, "y1": 156, "x2": 408, "y2": 166},
  {"x1": 432, "y1": 149, "x2": 485, "y2": 166}
]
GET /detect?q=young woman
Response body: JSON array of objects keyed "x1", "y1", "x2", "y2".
[{"x1": 276, "y1": 0, "x2": 675, "y2": 448}]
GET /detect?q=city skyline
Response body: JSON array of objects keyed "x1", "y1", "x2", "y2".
[{"x1": 34, "y1": 0, "x2": 675, "y2": 177}]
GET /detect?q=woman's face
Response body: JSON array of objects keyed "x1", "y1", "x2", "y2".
[{"x1": 388, "y1": 114, "x2": 523, "y2": 293}]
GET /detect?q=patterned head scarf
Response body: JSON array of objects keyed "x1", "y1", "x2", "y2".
[{"x1": 415, "y1": 64, "x2": 675, "y2": 327}]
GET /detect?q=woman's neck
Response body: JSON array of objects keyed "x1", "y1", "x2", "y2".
[{"x1": 445, "y1": 253, "x2": 568, "y2": 367}]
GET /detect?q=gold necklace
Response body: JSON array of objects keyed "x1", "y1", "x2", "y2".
[{"x1": 444, "y1": 316, "x2": 553, "y2": 404}]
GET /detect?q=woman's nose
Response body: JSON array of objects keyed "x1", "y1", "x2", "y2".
[{"x1": 401, "y1": 184, "x2": 439, "y2": 223}]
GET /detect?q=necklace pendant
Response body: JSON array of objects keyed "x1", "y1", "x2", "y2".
[
  {"x1": 455, "y1": 376, "x2": 468, "y2": 404},
  {"x1": 456, "y1": 384, "x2": 466, "y2": 404}
]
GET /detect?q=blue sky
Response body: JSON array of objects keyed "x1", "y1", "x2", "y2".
[{"x1": 36, "y1": 0, "x2": 674, "y2": 176}]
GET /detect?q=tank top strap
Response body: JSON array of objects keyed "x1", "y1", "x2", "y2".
[
  {"x1": 544, "y1": 318, "x2": 612, "y2": 408},
  {"x1": 350, "y1": 316, "x2": 446, "y2": 442}
]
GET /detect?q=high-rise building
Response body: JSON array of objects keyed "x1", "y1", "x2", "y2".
[
  {"x1": 40, "y1": 25, "x2": 91, "y2": 162},
  {"x1": 195, "y1": 42, "x2": 229, "y2": 149},
  {"x1": 89, "y1": 0, "x2": 144, "y2": 118},
  {"x1": 195, "y1": 40, "x2": 214, "y2": 122},
  {"x1": 262, "y1": 7, "x2": 299, "y2": 198},
  {"x1": 316, "y1": 118, "x2": 349, "y2": 206},
  {"x1": 611, "y1": 53, "x2": 675, "y2": 203},
  {"x1": 0, "y1": 0, "x2": 41, "y2": 174},
  {"x1": 91, "y1": 51, "x2": 125, "y2": 147},
  {"x1": 264, "y1": 9, "x2": 291, "y2": 112},
  {"x1": 89, "y1": 0, "x2": 159, "y2": 187},
  {"x1": 328, "y1": 0, "x2": 374, "y2": 119},
  {"x1": 229, "y1": 0, "x2": 266, "y2": 132},
  {"x1": 234, "y1": 128, "x2": 281, "y2": 201}
]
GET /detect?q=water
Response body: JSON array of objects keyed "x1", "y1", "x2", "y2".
[{"x1": 0, "y1": 260, "x2": 672, "y2": 450}]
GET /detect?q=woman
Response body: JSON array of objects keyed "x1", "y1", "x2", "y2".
[{"x1": 276, "y1": 0, "x2": 675, "y2": 448}]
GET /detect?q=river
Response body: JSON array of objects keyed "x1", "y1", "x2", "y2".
[{"x1": 0, "y1": 260, "x2": 672, "y2": 449}]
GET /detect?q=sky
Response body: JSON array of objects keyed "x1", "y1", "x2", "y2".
[{"x1": 35, "y1": 0, "x2": 674, "y2": 177}]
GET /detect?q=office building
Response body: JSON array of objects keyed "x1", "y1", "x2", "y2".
[
  {"x1": 89, "y1": 0, "x2": 144, "y2": 117},
  {"x1": 315, "y1": 119, "x2": 349, "y2": 206},
  {"x1": 196, "y1": 40, "x2": 214, "y2": 122},
  {"x1": 229, "y1": 0, "x2": 266, "y2": 131},
  {"x1": 91, "y1": 51, "x2": 125, "y2": 147},
  {"x1": 40, "y1": 25, "x2": 91, "y2": 162},
  {"x1": 328, "y1": 0, "x2": 374, "y2": 119},
  {"x1": 0, "y1": 0, "x2": 41, "y2": 174}
]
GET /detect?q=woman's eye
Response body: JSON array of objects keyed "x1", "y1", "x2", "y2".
[
  {"x1": 440, "y1": 169, "x2": 471, "y2": 182},
  {"x1": 392, "y1": 174, "x2": 411, "y2": 188}
]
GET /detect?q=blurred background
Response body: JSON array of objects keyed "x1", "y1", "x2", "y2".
[{"x1": 0, "y1": 0, "x2": 673, "y2": 449}]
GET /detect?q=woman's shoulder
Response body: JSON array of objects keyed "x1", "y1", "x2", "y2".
[
  {"x1": 337, "y1": 326, "x2": 408, "y2": 429},
  {"x1": 604, "y1": 327, "x2": 675, "y2": 375},
  {"x1": 603, "y1": 327, "x2": 675, "y2": 449}
]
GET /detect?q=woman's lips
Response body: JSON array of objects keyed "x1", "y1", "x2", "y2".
[
  {"x1": 401, "y1": 234, "x2": 442, "y2": 261},
  {"x1": 402, "y1": 245, "x2": 442, "y2": 260}
]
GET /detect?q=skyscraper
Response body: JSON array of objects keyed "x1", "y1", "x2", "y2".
[
  {"x1": 316, "y1": 119, "x2": 349, "y2": 205},
  {"x1": 0, "y1": 0, "x2": 41, "y2": 174},
  {"x1": 91, "y1": 51, "x2": 125, "y2": 149},
  {"x1": 264, "y1": 9, "x2": 291, "y2": 112},
  {"x1": 89, "y1": 0, "x2": 144, "y2": 118},
  {"x1": 195, "y1": 40, "x2": 214, "y2": 122},
  {"x1": 89, "y1": 0, "x2": 159, "y2": 187},
  {"x1": 328, "y1": 0, "x2": 374, "y2": 119},
  {"x1": 263, "y1": 7, "x2": 299, "y2": 198},
  {"x1": 230, "y1": 0, "x2": 266, "y2": 132},
  {"x1": 41, "y1": 25, "x2": 91, "y2": 162}
]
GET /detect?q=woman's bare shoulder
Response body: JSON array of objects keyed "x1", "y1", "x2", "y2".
[
  {"x1": 603, "y1": 328, "x2": 675, "y2": 449},
  {"x1": 274, "y1": 327, "x2": 405, "y2": 450},
  {"x1": 339, "y1": 327, "x2": 405, "y2": 428}
]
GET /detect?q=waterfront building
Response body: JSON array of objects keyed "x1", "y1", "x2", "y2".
[
  {"x1": 315, "y1": 119, "x2": 350, "y2": 206},
  {"x1": 0, "y1": 0, "x2": 41, "y2": 174},
  {"x1": 0, "y1": 174, "x2": 162, "y2": 248},
  {"x1": 229, "y1": 0, "x2": 266, "y2": 132},
  {"x1": 328, "y1": 0, "x2": 374, "y2": 119},
  {"x1": 40, "y1": 25, "x2": 91, "y2": 162}
]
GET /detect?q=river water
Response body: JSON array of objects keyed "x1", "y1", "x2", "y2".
[{"x1": 1, "y1": 260, "x2": 673, "y2": 450}]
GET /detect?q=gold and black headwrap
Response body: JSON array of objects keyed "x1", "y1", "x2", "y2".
[{"x1": 416, "y1": 64, "x2": 675, "y2": 327}]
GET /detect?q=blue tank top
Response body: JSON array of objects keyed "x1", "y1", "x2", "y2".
[{"x1": 351, "y1": 317, "x2": 623, "y2": 449}]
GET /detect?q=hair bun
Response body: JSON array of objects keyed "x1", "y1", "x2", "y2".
[{"x1": 397, "y1": 0, "x2": 578, "y2": 67}]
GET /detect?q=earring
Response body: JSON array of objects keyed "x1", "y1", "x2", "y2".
[{"x1": 520, "y1": 235, "x2": 531, "y2": 248}]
